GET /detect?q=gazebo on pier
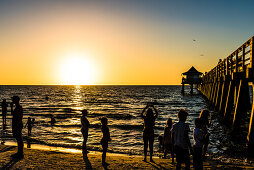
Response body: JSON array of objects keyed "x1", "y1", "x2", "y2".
[{"x1": 181, "y1": 66, "x2": 203, "y2": 95}]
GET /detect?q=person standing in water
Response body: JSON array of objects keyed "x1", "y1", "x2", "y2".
[
  {"x1": 163, "y1": 117, "x2": 174, "y2": 164},
  {"x1": 1, "y1": 99, "x2": 8, "y2": 129},
  {"x1": 199, "y1": 109, "x2": 210, "y2": 159},
  {"x1": 141, "y1": 103, "x2": 158, "y2": 162},
  {"x1": 24, "y1": 117, "x2": 35, "y2": 136},
  {"x1": 10, "y1": 96, "x2": 24, "y2": 158},
  {"x1": 81, "y1": 109, "x2": 90, "y2": 157},
  {"x1": 100, "y1": 117, "x2": 111, "y2": 166}
]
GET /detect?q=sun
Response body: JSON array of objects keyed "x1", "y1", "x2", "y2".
[{"x1": 58, "y1": 52, "x2": 97, "y2": 85}]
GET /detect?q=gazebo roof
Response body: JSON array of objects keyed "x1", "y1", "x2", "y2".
[{"x1": 182, "y1": 66, "x2": 203, "y2": 75}]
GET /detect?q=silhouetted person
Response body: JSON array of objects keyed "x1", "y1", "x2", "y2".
[
  {"x1": 163, "y1": 117, "x2": 174, "y2": 164},
  {"x1": 24, "y1": 117, "x2": 34, "y2": 136},
  {"x1": 81, "y1": 109, "x2": 90, "y2": 157},
  {"x1": 158, "y1": 135, "x2": 163, "y2": 153},
  {"x1": 199, "y1": 109, "x2": 210, "y2": 159},
  {"x1": 141, "y1": 103, "x2": 158, "y2": 162},
  {"x1": 10, "y1": 96, "x2": 24, "y2": 158},
  {"x1": 2, "y1": 99, "x2": 8, "y2": 129},
  {"x1": 100, "y1": 117, "x2": 111, "y2": 166},
  {"x1": 193, "y1": 118, "x2": 204, "y2": 170},
  {"x1": 50, "y1": 114, "x2": 56, "y2": 125},
  {"x1": 172, "y1": 109, "x2": 192, "y2": 170}
]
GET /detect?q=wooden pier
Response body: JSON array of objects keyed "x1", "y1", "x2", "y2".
[{"x1": 198, "y1": 36, "x2": 254, "y2": 156}]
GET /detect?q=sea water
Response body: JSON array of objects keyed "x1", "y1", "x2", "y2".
[{"x1": 0, "y1": 85, "x2": 244, "y2": 156}]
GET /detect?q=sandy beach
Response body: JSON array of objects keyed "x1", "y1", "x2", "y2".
[{"x1": 0, "y1": 144, "x2": 254, "y2": 169}]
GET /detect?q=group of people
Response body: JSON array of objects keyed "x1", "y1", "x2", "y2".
[
  {"x1": 141, "y1": 103, "x2": 210, "y2": 170},
  {"x1": 81, "y1": 109, "x2": 111, "y2": 166},
  {"x1": 2, "y1": 96, "x2": 210, "y2": 169}
]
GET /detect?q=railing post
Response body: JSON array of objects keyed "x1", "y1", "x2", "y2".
[
  {"x1": 236, "y1": 52, "x2": 239, "y2": 72},
  {"x1": 247, "y1": 36, "x2": 254, "y2": 156},
  {"x1": 242, "y1": 45, "x2": 246, "y2": 72}
]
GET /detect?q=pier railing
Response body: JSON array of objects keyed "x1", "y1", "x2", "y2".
[{"x1": 198, "y1": 36, "x2": 254, "y2": 156}]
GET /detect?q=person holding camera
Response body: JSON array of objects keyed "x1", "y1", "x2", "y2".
[
  {"x1": 11, "y1": 96, "x2": 24, "y2": 158},
  {"x1": 141, "y1": 103, "x2": 159, "y2": 162}
]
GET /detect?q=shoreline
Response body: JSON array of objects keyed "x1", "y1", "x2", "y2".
[{"x1": 1, "y1": 144, "x2": 254, "y2": 169}]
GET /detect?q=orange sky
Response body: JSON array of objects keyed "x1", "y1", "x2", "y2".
[{"x1": 0, "y1": 1, "x2": 253, "y2": 85}]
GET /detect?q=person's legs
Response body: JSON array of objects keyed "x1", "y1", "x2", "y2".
[
  {"x1": 2, "y1": 114, "x2": 6, "y2": 129},
  {"x1": 184, "y1": 149, "x2": 190, "y2": 170},
  {"x1": 16, "y1": 132, "x2": 24, "y2": 156},
  {"x1": 175, "y1": 146, "x2": 182, "y2": 170},
  {"x1": 203, "y1": 135, "x2": 209, "y2": 158},
  {"x1": 82, "y1": 131, "x2": 88, "y2": 156},
  {"x1": 193, "y1": 147, "x2": 198, "y2": 170},
  {"x1": 28, "y1": 128, "x2": 31, "y2": 136},
  {"x1": 196, "y1": 147, "x2": 203, "y2": 170},
  {"x1": 171, "y1": 145, "x2": 174, "y2": 164},
  {"x1": 149, "y1": 134, "x2": 154, "y2": 161},
  {"x1": 143, "y1": 133, "x2": 148, "y2": 161},
  {"x1": 163, "y1": 144, "x2": 168, "y2": 158},
  {"x1": 102, "y1": 142, "x2": 108, "y2": 164}
]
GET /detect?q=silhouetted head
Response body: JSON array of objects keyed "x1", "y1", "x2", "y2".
[
  {"x1": 100, "y1": 117, "x2": 108, "y2": 126},
  {"x1": 177, "y1": 109, "x2": 188, "y2": 122},
  {"x1": 11, "y1": 96, "x2": 20, "y2": 104},
  {"x1": 199, "y1": 109, "x2": 210, "y2": 120},
  {"x1": 146, "y1": 108, "x2": 153, "y2": 117},
  {"x1": 32, "y1": 118, "x2": 35, "y2": 122},
  {"x1": 82, "y1": 109, "x2": 88, "y2": 116},
  {"x1": 166, "y1": 118, "x2": 173, "y2": 127},
  {"x1": 28, "y1": 117, "x2": 31, "y2": 121},
  {"x1": 195, "y1": 118, "x2": 202, "y2": 128}
]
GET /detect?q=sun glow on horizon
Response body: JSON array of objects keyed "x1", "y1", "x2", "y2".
[{"x1": 58, "y1": 52, "x2": 97, "y2": 85}]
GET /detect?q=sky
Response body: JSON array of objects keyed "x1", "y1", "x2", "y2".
[{"x1": 0, "y1": 0, "x2": 254, "y2": 85}]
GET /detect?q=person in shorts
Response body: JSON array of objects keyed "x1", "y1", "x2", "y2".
[
  {"x1": 11, "y1": 96, "x2": 24, "y2": 158},
  {"x1": 172, "y1": 109, "x2": 192, "y2": 170},
  {"x1": 141, "y1": 103, "x2": 158, "y2": 162}
]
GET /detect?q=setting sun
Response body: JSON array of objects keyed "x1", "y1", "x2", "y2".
[{"x1": 58, "y1": 52, "x2": 97, "y2": 85}]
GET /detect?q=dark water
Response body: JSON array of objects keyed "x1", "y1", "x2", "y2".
[{"x1": 0, "y1": 85, "x2": 238, "y2": 155}]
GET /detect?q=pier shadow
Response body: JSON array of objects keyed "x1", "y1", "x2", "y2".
[
  {"x1": 83, "y1": 155, "x2": 92, "y2": 170},
  {"x1": 1, "y1": 157, "x2": 22, "y2": 169}
]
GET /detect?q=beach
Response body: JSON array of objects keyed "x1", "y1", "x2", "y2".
[{"x1": 1, "y1": 144, "x2": 254, "y2": 169}]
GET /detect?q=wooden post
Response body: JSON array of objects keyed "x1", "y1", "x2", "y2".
[
  {"x1": 190, "y1": 84, "x2": 193, "y2": 95},
  {"x1": 219, "y1": 75, "x2": 230, "y2": 114},
  {"x1": 242, "y1": 45, "x2": 246, "y2": 72},
  {"x1": 247, "y1": 83, "x2": 254, "y2": 156},
  {"x1": 232, "y1": 78, "x2": 249, "y2": 130},
  {"x1": 224, "y1": 80, "x2": 235, "y2": 122},
  {"x1": 235, "y1": 51, "x2": 239, "y2": 72},
  {"x1": 247, "y1": 37, "x2": 254, "y2": 156},
  {"x1": 215, "y1": 77, "x2": 223, "y2": 109},
  {"x1": 181, "y1": 83, "x2": 185, "y2": 94}
]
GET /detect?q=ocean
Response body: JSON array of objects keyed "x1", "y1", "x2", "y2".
[{"x1": 0, "y1": 85, "x2": 237, "y2": 156}]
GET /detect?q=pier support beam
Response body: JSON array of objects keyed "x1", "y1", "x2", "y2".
[
  {"x1": 181, "y1": 83, "x2": 185, "y2": 94},
  {"x1": 215, "y1": 78, "x2": 223, "y2": 110},
  {"x1": 190, "y1": 84, "x2": 193, "y2": 95},
  {"x1": 219, "y1": 76, "x2": 230, "y2": 114},
  {"x1": 232, "y1": 78, "x2": 250, "y2": 130},
  {"x1": 247, "y1": 84, "x2": 254, "y2": 157},
  {"x1": 224, "y1": 80, "x2": 235, "y2": 122}
]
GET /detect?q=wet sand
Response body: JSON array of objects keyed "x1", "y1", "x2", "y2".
[{"x1": 1, "y1": 144, "x2": 254, "y2": 169}]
